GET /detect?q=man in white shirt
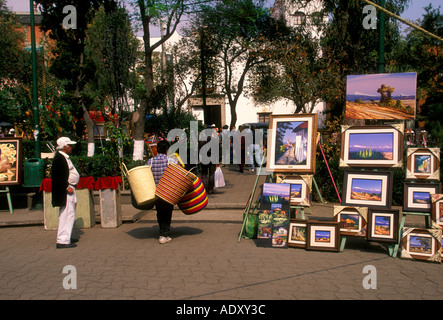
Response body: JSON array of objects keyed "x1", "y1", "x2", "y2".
[{"x1": 51, "y1": 137, "x2": 80, "y2": 249}]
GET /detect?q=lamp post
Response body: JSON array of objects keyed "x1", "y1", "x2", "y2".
[
  {"x1": 378, "y1": 0, "x2": 385, "y2": 74},
  {"x1": 29, "y1": 0, "x2": 40, "y2": 158}
]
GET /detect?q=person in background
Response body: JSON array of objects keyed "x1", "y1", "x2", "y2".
[
  {"x1": 146, "y1": 140, "x2": 178, "y2": 244},
  {"x1": 51, "y1": 137, "x2": 79, "y2": 249}
]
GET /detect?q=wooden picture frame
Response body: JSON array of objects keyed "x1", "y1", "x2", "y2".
[
  {"x1": 367, "y1": 209, "x2": 399, "y2": 243},
  {"x1": 431, "y1": 194, "x2": 443, "y2": 228},
  {"x1": 406, "y1": 148, "x2": 440, "y2": 181},
  {"x1": 403, "y1": 183, "x2": 442, "y2": 213},
  {"x1": 340, "y1": 124, "x2": 403, "y2": 168},
  {"x1": 342, "y1": 171, "x2": 393, "y2": 209},
  {"x1": 306, "y1": 221, "x2": 340, "y2": 252},
  {"x1": 334, "y1": 206, "x2": 368, "y2": 237},
  {"x1": 288, "y1": 219, "x2": 307, "y2": 248},
  {"x1": 266, "y1": 113, "x2": 317, "y2": 173},
  {"x1": 401, "y1": 227, "x2": 442, "y2": 263},
  {"x1": 275, "y1": 173, "x2": 312, "y2": 206},
  {"x1": 0, "y1": 137, "x2": 23, "y2": 186}
]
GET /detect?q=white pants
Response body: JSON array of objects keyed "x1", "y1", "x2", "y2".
[{"x1": 57, "y1": 190, "x2": 77, "y2": 244}]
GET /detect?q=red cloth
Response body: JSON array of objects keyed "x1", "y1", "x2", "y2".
[
  {"x1": 94, "y1": 176, "x2": 122, "y2": 190},
  {"x1": 40, "y1": 177, "x2": 95, "y2": 192}
]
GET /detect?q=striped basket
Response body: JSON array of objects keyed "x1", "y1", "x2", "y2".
[
  {"x1": 178, "y1": 176, "x2": 208, "y2": 215},
  {"x1": 155, "y1": 163, "x2": 195, "y2": 205}
]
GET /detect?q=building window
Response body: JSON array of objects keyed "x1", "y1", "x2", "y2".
[{"x1": 292, "y1": 11, "x2": 306, "y2": 25}]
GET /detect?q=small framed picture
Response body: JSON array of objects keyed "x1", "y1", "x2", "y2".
[
  {"x1": 342, "y1": 171, "x2": 393, "y2": 209},
  {"x1": 340, "y1": 124, "x2": 403, "y2": 168},
  {"x1": 401, "y1": 227, "x2": 442, "y2": 263},
  {"x1": 275, "y1": 173, "x2": 312, "y2": 206},
  {"x1": 367, "y1": 209, "x2": 399, "y2": 243},
  {"x1": 431, "y1": 194, "x2": 443, "y2": 227},
  {"x1": 334, "y1": 206, "x2": 368, "y2": 237},
  {"x1": 306, "y1": 221, "x2": 340, "y2": 252},
  {"x1": 406, "y1": 148, "x2": 440, "y2": 181},
  {"x1": 288, "y1": 219, "x2": 307, "y2": 248},
  {"x1": 266, "y1": 113, "x2": 317, "y2": 173},
  {"x1": 0, "y1": 137, "x2": 24, "y2": 186},
  {"x1": 403, "y1": 183, "x2": 441, "y2": 213}
]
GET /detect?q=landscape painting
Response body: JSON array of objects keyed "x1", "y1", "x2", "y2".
[
  {"x1": 409, "y1": 235, "x2": 432, "y2": 255},
  {"x1": 402, "y1": 228, "x2": 442, "y2": 263},
  {"x1": 339, "y1": 212, "x2": 360, "y2": 233},
  {"x1": 368, "y1": 209, "x2": 398, "y2": 243},
  {"x1": 342, "y1": 171, "x2": 392, "y2": 209},
  {"x1": 348, "y1": 132, "x2": 394, "y2": 161},
  {"x1": 306, "y1": 221, "x2": 340, "y2": 251},
  {"x1": 261, "y1": 183, "x2": 291, "y2": 207},
  {"x1": 288, "y1": 220, "x2": 307, "y2": 248},
  {"x1": 341, "y1": 125, "x2": 403, "y2": 168},
  {"x1": 267, "y1": 114, "x2": 317, "y2": 173},
  {"x1": 406, "y1": 148, "x2": 440, "y2": 180},
  {"x1": 404, "y1": 183, "x2": 441, "y2": 212},
  {"x1": 346, "y1": 72, "x2": 416, "y2": 120}
]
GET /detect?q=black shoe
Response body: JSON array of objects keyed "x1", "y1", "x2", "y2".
[
  {"x1": 70, "y1": 238, "x2": 79, "y2": 243},
  {"x1": 56, "y1": 243, "x2": 77, "y2": 249}
]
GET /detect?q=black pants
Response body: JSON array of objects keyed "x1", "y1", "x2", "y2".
[{"x1": 155, "y1": 198, "x2": 174, "y2": 237}]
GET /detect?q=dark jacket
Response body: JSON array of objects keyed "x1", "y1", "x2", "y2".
[{"x1": 51, "y1": 152, "x2": 69, "y2": 207}]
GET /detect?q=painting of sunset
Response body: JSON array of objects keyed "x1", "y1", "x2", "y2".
[
  {"x1": 348, "y1": 132, "x2": 394, "y2": 161},
  {"x1": 413, "y1": 191, "x2": 431, "y2": 205},
  {"x1": 315, "y1": 230, "x2": 331, "y2": 243},
  {"x1": 351, "y1": 178, "x2": 383, "y2": 202},
  {"x1": 262, "y1": 183, "x2": 290, "y2": 205}
]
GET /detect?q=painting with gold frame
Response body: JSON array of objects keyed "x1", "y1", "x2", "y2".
[{"x1": 0, "y1": 137, "x2": 23, "y2": 186}]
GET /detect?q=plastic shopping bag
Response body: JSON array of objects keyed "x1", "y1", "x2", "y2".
[{"x1": 214, "y1": 166, "x2": 225, "y2": 188}]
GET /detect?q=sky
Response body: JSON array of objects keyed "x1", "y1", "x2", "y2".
[
  {"x1": 346, "y1": 72, "x2": 417, "y2": 96},
  {"x1": 6, "y1": 0, "x2": 443, "y2": 23}
]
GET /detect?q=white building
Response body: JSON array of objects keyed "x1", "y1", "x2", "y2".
[{"x1": 145, "y1": 0, "x2": 328, "y2": 130}]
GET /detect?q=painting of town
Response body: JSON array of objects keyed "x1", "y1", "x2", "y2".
[
  {"x1": 406, "y1": 148, "x2": 440, "y2": 180},
  {"x1": 414, "y1": 155, "x2": 432, "y2": 174},
  {"x1": 274, "y1": 120, "x2": 309, "y2": 166},
  {"x1": 339, "y1": 212, "x2": 360, "y2": 233},
  {"x1": 346, "y1": 72, "x2": 416, "y2": 120},
  {"x1": 257, "y1": 210, "x2": 273, "y2": 239},
  {"x1": 271, "y1": 209, "x2": 289, "y2": 248},
  {"x1": 348, "y1": 132, "x2": 394, "y2": 161},
  {"x1": 267, "y1": 114, "x2": 317, "y2": 173}
]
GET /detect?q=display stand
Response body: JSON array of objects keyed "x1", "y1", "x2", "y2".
[
  {"x1": 0, "y1": 186, "x2": 13, "y2": 214},
  {"x1": 391, "y1": 211, "x2": 431, "y2": 257},
  {"x1": 238, "y1": 163, "x2": 323, "y2": 242}
]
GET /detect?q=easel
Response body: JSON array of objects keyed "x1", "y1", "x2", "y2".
[{"x1": 0, "y1": 186, "x2": 13, "y2": 214}]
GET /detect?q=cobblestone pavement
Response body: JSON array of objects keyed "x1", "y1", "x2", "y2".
[{"x1": 0, "y1": 166, "x2": 442, "y2": 305}]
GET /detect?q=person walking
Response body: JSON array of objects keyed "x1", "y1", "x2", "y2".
[
  {"x1": 146, "y1": 140, "x2": 178, "y2": 244},
  {"x1": 51, "y1": 137, "x2": 79, "y2": 249}
]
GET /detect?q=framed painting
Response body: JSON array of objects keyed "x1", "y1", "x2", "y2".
[
  {"x1": 0, "y1": 137, "x2": 23, "y2": 186},
  {"x1": 334, "y1": 206, "x2": 368, "y2": 237},
  {"x1": 342, "y1": 171, "x2": 393, "y2": 209},
  {"x1": 367, "y1": 209, "x2": 399, "y2": 243},
  {"x1": 260, "y1": 182, "x2": 291, "y2": 209},
  {"x1": 345, "y1": 72, "x2": 416, "y2": 120},
  {"x1": 266, "y1": 113, "x2": 317, "y2": 173},
  {"x1": 340, "y1": 124, "x2": 403, "y2": 168},
  {"x1": 431, "y1": 194, "x2": 443, "y2": 227},
  {"x1": 403, "y1": 183, "x2": 441, "y2": 213},
  {"x1": 275, "y1": 173, "x2": 312, "y2": 206},
  {"x1": 306, "y1": 221, "x2": 340, "y2": 252},
  {"x1": 406, "y1": 148, "x2": 440, "y2": 181},
  {"x1": 271, "y1": 207, "x2": 290, "y2": 248},
  {"x1": 288, "y1": 219, "x2": 307, "y2": 248},
  {"x1": 401, "y1": 227, "x2": 441, "y2": 263}
]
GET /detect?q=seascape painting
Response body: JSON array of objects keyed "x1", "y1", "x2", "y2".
[
  {"x1": 346, "y1": 72, "x2": 416, "y2": 120},
  {"x1": 348, "y1": 132, "x2": 394, "y2": 161},
  {"x1": 412, "y1": 191, "x2": 431, "y2": 205}
]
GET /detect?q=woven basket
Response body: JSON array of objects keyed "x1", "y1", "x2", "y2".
[
  {"x1": 156, "y1": 163, "x2": 196, "y2": 205},
  {"x1": 122, "y1": 163, "x2": 157, "y2": 206},
  {"x1": 178, "y1": 176, "x2": 208, "y2": 215}
]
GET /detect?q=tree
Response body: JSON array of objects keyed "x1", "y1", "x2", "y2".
[{"x1": 188, "y1": 0, "x2": 277, "y2": 128}]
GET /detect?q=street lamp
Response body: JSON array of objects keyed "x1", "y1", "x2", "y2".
[{"x1": 29, "y1": 0, "x2": 40, "y2": 159}]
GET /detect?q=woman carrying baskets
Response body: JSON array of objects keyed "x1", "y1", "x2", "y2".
[{"x1": 146, "y1": 140, "x2": 178, "y2": 244}]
